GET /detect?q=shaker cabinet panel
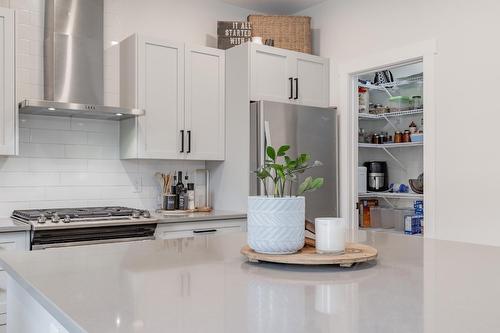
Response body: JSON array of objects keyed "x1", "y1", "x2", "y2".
[
  {"x1": 185, "y1": 45, "x2": 225, "y2": 160},
  {"x1": 250, "y1": 44, "x2": 294, "y2": 103},
  {"x1": 139, "y1": 39, "x2": 184, "y2": 159},
  {"x1": 0, "y1": 9, "x2": 16, "y2": 156},
  {"x1": 248, "y1": 43, "x2": 329, "y2": 107},
  {"x1": 295, "y1": 55, "x2": 329, "y2": 107},
  {"x1": 120, "y1": 34, "x2": 225, "y2": 160}
]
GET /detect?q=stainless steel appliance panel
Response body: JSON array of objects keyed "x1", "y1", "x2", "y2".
[
  {"x1": 250, "y1": 101, "x2": 338, "y2": 220},
  {"x1": 45, "y1": 0, "x2": 103, "y2": 104}
]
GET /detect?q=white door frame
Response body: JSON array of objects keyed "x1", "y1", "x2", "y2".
[{"x1": 336, "y1": 39, "x2": 438, "y2": 240}]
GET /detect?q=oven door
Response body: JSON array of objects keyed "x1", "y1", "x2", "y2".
[{"x1": 31, "y1": 224, "x2": 157, "y2": 250}]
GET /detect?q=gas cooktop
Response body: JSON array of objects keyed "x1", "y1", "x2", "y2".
[{"x1": 12, "y1": 206, "x2": 158, "y2": 230}]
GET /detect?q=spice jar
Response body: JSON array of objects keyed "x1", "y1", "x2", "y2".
[
  {"x1": 409, "y1": 121, "x2": 418, "y2": 134},
  {"x1": 403, "y1": 130, "x2": 411, "y2": 143},
  {"x1": 378, "y1": 134, "x2": 385, "y2": 144},
  {"x1": 394, "y1": 131, "x2": 402, "y2": 143},
  {"x1": 371, "y1": 134, "x2": 379, "y2": 144}
]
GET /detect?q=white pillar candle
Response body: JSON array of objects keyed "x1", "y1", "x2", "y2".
[{"x1": 315, "y1": 217, "x2": 346, "y2": 254}]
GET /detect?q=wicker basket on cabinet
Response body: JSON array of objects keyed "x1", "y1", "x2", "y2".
[{"x1": 247, "y1": 15, "x2": 312, "y2": 54}]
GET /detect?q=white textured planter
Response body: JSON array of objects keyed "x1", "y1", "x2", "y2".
[{"x1": 247, "y1": 196, "x2": 305, "y2": 254}]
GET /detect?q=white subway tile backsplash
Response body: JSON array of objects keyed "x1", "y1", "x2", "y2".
[
  {"x1": 28, "y1": 158, "x2": 88, "y2": 173},
  {"x1": 44, "y1": 186, "x2": 101, "y2": 201},
  {"x1": 0, "y1": 202, "x2": 31, "y2": 217},
  {"x1": 17, "y1": 9, "x2": 30, "y2": 24},
  {"x1": 17, "y1": 38, "x2": 30, "y2": 55},
  {"x1": 31, "y1": 129, "x2": 88, "y2": 145},
  {"x1": 87, "y1": 131, "x2": 118, "y2": 146},
  {"x1": 87, "y1": 159, "x2": 138, "y2": 173},
  {"x1": 20, "y1": 115, "x2": 71, "y2": 130},
  {"x1": 29, "y1": 200, "x2": 90, "y2": 210},
  {"x1": 29, "y1": 10, "x2": 42, "y2": 27},
  {"x1": 17, "y1": 23, "x2": 33, "y2": 39},
  {"x1": 17, "y1": 52, "x2": 36, "y2": 69},
  {"x1": 70, "y1": 118, "x2": 119, "y2": 133},
  {"x1": 0, "y1": 187, "x2": 45, "y2": 202},
  {"x1": 18, "y1": 67, "x2": 30, "y2": 83},
  {"x1": 0, "y1": 157, "x2": 31, "y2": 172},
  {"x1": 29, "y1": 38, "x2": 41, "y2": 55},
  {"x1": 19, "y1": 127, "x2": 30, "y2": 142},
  {"x1": 64, "y1": 145, "x2": 119, "y2": 159},
  {"x1": 60, "y1": 173, "x2": 138, "y2": 186},
  {"x1": 0, "y1": 173, "x2": 60, "y2": 186},
  {"x1": 20, "y1": 143, "x2": 65, "y2": 158}
]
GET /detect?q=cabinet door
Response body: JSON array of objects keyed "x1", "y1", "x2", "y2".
[
  {"x1": 184, "y1": 45, "x2": 225, "y2": 160},
  {"x1": 0, "y1": 232, "x2": 29, "y2": 322},
  {"x1": 294, "y1": 54, "x2": 329, "y2": 107},
  {"x1": 250, "y1": 44, "x2": 295, "y2": 103},
  {"x1": 137, "y1": 37, "x2": 185, "y2": 159},
  {"x1": 0, "y1": 9, "x2": 15, "y2": 156}
]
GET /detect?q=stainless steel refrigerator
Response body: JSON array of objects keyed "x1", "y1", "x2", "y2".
[{"x1": 250, "y1": 100, "x2": 338, "y2": 220}]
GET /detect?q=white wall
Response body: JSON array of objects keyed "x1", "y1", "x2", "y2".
[
  {"x1": 0, "y1": 0, "x2": 251, "y2": 216},
  {"x1": 299, "y1": 0, "x2": 500, "y2": 246}
]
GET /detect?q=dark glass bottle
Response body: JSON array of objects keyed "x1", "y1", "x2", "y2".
[{"x1": 175, "y1": 171, "x2": 184, "y2": 209}]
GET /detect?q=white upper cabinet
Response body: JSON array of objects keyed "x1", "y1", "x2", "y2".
[
  {"x1": 250, "y1": 44, "x2": 295, "y2": 103},
  {"x1": 0, "y1": 8, "x2": 16, "y2": 156},
  {"x1": 120, "y1": 35, "x2": 225, "y2": 160},
  {"x1": 249, "y1": 43, "x2": 329, "y2": 107},
  {"x1": 294, "y1": 53, "x2": 329, "y2": 107},
  {"x1": 184, "y1": 45, "x2": 225, "y2": 160}
]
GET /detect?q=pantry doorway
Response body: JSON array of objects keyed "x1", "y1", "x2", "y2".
[{"x1": 336, "y1": 40, "x2": 437, "y2": 240}]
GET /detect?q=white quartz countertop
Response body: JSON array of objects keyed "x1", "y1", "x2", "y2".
[
  {"x1": 153, "y1": 209, "x2": 246, "y2": 223},
  {"x1": 1, "y1": 231, "x2": 499, "y2": 333},
  {"x1": 0, "y1": 218, "x2": 30, "y2": 232}
]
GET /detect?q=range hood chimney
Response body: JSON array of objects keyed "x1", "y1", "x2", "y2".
[{"x1": 18, "y1": 0, "x2": 143, "y2": 120}]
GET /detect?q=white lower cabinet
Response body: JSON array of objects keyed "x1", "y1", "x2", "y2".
[
  {"x1": 155, "y1": 219, "x2": 246, "y2": 240},
  {"x1": 0, "y1": 231, "x2": 29, "y2": 327}
]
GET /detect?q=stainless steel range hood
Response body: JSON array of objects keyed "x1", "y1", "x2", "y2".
[{"x1": 18, "y1": 0, "x2": 143, "y2": 120}]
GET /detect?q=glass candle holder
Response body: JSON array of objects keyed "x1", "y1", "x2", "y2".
[{"x1": 315, "y1": 217, "x2": 346, "y2": 254}]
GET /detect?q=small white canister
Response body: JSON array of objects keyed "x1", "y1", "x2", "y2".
[{"x1": 315, "y1": 217, "x2": 346, "y2": 254}]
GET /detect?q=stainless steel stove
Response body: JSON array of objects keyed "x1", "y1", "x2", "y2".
[{"x1": 12, "y1": 206, "x2": 158, "y2": 250}]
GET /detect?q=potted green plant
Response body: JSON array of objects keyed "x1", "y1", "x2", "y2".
[{"x1": 248, "y1": 145, "x2": 324, "y2": 254}]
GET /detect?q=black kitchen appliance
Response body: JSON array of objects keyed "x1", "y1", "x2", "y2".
[{"x1": 364, "y1": 161, "x2": 388, "y2": 192}]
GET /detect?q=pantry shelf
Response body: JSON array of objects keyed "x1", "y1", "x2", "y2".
[
  {"x1": 359, "y1": 142, "x2": 423, "y2": 148},
  {"x1": 358, "y1": 77, "x2": 423, "y2": 91},
  {"x1": 358, "y1": 192, "x2": 424, "y2": 200},
  {"x1": 359, "y1": 108, "x2": 423, "y2": 119},
  {"x1": 359, "y1": 227, "x2": 423, "y2": 237}
]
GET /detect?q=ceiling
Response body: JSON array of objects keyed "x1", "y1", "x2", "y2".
[{"x1": 222, "y1": 0, "x2": 327, "y2": 14}]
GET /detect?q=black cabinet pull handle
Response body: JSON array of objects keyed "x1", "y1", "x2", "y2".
[
  {"x1": 289, "y1": 77, "x2": 293, "y2": 99},
  {"x1": 187, "y1": 130, "x2": 191, "y2": 153},
  {"x1": 294, "y1": 78, "x2": 299, "y2": 100},
  {"x1": 180, "y1": 130, "x2": 184, "y2": 153},
  {"x1": 193, "y1": 229, "x2": 217, "y2": 234}
]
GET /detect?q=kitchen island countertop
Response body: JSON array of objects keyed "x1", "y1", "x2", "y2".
[{"x1": 1, "y1": 231, "x2": 499, "y2": 332}]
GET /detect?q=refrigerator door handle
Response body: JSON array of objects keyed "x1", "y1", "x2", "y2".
[
  {"x1": 257, "y1": 101, "x2": 267, "y2": 195},
  {"x1": 294, "y1": 78, "x2": 299, "y2": 100},
  {"x1": 289, "y1": 77, "x2": 293, "y2": 99}
]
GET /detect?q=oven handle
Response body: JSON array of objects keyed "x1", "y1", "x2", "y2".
[{"x1": 31, "y1": 236, "x2": 155, "y2": 250}]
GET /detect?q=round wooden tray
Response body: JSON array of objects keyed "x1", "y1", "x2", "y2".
[{"x1": 241, "y1": 242, "x2": 377, "y2": 267}]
